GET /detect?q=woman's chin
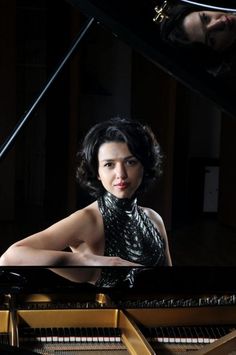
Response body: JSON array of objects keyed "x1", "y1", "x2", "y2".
[{"x1": 110, "y1": 187, "x2": 133, "y2": 199}]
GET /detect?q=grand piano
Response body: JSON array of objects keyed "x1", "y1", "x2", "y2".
[{"x1": 1, "y1": 0, "x2": 236, "y2": 353}]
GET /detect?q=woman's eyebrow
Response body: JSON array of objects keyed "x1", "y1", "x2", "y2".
[
  {"x1": 124, "y1": 155, "x2": 135, "y2": 160},
  {"x1": 100, "y1": 155, "x2": 134, "y2": 162}
]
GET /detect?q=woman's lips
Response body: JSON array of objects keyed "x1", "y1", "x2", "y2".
[{"x1": 115, "y1": 182, "x2": 129, "y2": 189}]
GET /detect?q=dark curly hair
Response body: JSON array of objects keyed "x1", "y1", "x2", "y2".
[{"x1": 76, "y1": 117, "x2": 163, "y2": 198}]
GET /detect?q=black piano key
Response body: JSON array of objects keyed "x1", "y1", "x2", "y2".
[
  {"x1": 208, "y1": 326, "x2": 218, "y2": 342},
  {"x1": 203, "y1": 326, "x2": 213, "y2": 343},
  {"x1": 103, "y1": 327, "x2": 110, "y2": 342},
  {"x1": 202, "y1": 326, "x2": 212, "y2": 343},
  {"x1": 74, "y1": 327, "x2": 81, "y2": 342},
  {"x1": 97, "y1": 327, "x2": 104, "y2": 343},
  {"x1": 168, "y1": 326, "x2": 178, "y2": 342},
  {"x1": 177, "y1": 327, "x2": 187, "y2": 344},
  {"x1": 86, "y1": 327, "x2": 93, "y2": 342},
  {"x1": 110, "y1": 327, "x2": 121, "y2": 342},
  {"x1": 51, "y1": 327, "x2": 58, "y2": 343},
  {"x1": 68, "y1": 327, "x2": 76, "y2": 342},
  {"x1": 175, "y1": 326, "x2": 184, "y2": 343},
  {"x1": 57, "y1": 327, "x2": 65, "y2": 343},
  {"x1": 153, "y1": 326, "x2": 163, "y2": 341},
  {"x1": 159, "y1": 327, "x2": 168, "y2": 342},
  {"x1": 80, "y1": 327, "x2": 88, "y2": 342},
  {"x1": 40, "y1": 327, "x2": 47, "y2": 343},
  {"x1": 46, "y1": 328, "x2": 53, "y2": 343},
  {"x1": 183, "y1": 327, "x2": 194, "y2": 344},
  {"x1": 63, "y1": 327, "x2": 70, "y2": 343},
  {"x1": 108, "y1": 327, "x2": 117, "y2": 343},
  {"x1": 192, "y1": 326, "x2": 201, "y2": 344},
  {"x1": 90, "y1": 327, "x2": 98, "y2": 342}
]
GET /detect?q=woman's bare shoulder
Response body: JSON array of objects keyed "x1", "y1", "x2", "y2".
[
  {"x1": 41, "y1": 201, "x2": 102, "y2": 247},
  {"x1": 141, "y1": 206, "x2": 164, "y2": 225},
  {"x1": 72, "y1": 201, "x2": 100, "y2": 223}
]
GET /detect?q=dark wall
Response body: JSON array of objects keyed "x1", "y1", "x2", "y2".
[{"x1": 0, "y1": 0, "x2": 76, "y2": 253}]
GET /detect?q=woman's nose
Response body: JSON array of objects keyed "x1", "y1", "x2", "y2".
[{"x1": 115, "y1": 163, "x2": 127, "y2": 179}]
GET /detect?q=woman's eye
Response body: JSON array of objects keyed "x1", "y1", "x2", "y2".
[
  {"x1": 104, "y1": 162, "x2": 113, "y2": 168},
  {"x1": 126, "y1": 159, "x2": 137, "y2": 166}
]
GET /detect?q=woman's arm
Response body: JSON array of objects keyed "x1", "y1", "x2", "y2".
[
  {"x1": 0, "y1": 208, "x2": 96, "y2": 266},
  {"x1": 0, "y1": 246, "x2": 143, "y2": 267},
  {"x1": 0, "y1": 206, "x2": 143, "y2": 267}
]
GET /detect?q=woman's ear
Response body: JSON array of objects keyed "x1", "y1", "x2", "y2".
[{"x1": 97, "y1": 174, "x2": 101, "y2": 181}]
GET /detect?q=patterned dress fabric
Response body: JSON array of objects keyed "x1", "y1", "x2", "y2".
[{"x1": 95, "y1": 192, "x2": 167, "y2": 287}]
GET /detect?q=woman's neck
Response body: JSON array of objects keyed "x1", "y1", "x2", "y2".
[{"x1": 102, "y1": 191, "x2": 137, "y2": 213}]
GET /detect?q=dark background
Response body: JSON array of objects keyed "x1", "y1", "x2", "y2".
[{"x1": 1, "y1": 0, "x2": 236, "y2": 273}]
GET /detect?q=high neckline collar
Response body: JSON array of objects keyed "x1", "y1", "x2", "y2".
[{"x1": 102, "y1": 192, "x2": 137, "y2": 213}]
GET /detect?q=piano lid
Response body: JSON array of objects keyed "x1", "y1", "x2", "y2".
[{"x1": 66, "y1": 0, "x2": 236, "y2": 118}]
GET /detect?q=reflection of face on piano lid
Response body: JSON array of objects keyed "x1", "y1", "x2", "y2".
[{"x1": 182, "y1": 11, "x2": 236, "y2": 52}]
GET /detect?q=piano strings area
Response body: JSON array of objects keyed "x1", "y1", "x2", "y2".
[{"x1": 1, "y1": 287, "x2": 236, "y2": 354}]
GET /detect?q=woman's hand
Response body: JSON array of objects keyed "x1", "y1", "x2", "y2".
[{"x1": 80, "y1": 251, "x2": 143, "y2": 266}]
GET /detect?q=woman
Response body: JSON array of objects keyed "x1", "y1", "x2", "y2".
[
  {"x1": 0, "y1": 117, "x2": 172, "y2": 285},
  {"x1": 155, "y1": 1, "x2": 236, "y2": 76}
]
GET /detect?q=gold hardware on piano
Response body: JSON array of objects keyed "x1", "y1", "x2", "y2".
[
  {"x1": 95, "y1": 292, "x2": 111, "y2": 307},
  {"x1": 1, "y1": 292, "x2": 236, "y2": 354},
  {"x1": 153, "y1": 1, "x2": 170, "y2": 24}
]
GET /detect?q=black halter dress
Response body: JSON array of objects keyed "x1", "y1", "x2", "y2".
[{"x1": 95, "y1": 192, "x2": 167, "y2": 287}]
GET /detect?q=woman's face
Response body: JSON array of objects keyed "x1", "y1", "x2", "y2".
[
  {"x1": 97, "y1": 142, "x2": 144, "y2": 199},
  {"x1": 182, "y1": 11, "x2": 236, "y2": 51}
]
